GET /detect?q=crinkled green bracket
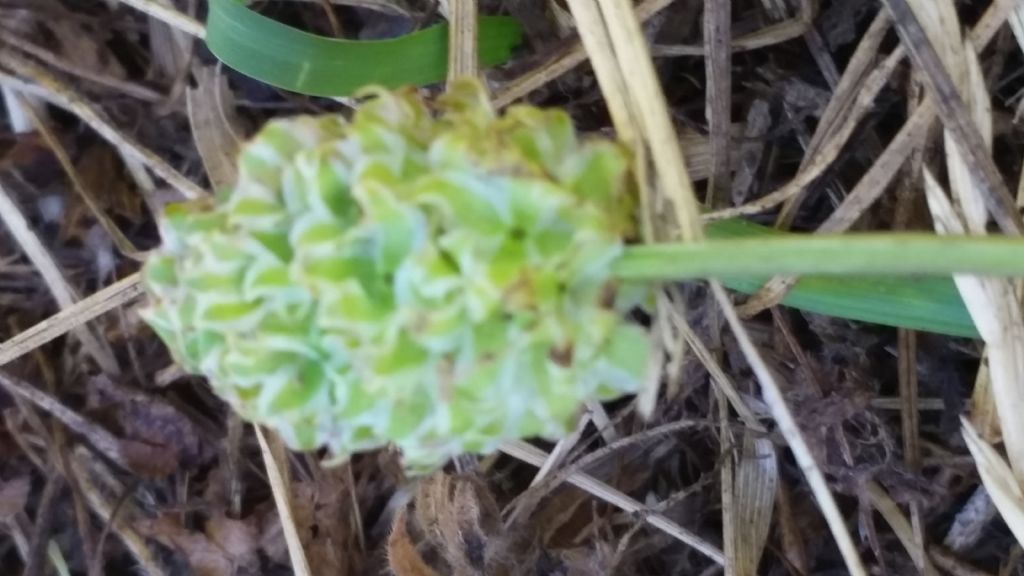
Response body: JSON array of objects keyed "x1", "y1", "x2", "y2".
[{"x1": 205, "y1": 0, "x2": 523, "y2": 97}]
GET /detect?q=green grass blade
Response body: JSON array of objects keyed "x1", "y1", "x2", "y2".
[
  {"x1": 619, "y1": 235, "x2": 1024, "y2": 279},
  {"x1": 690, "y1": 219, "x2": 977, "y2": 338},
  {"x1": 205, "y1": 0, "x2": 523, "y2": 97}
]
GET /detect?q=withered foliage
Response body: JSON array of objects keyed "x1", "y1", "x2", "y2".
[{"x1": 0, "y1": 0, "x2": 1022, "y2": 575}]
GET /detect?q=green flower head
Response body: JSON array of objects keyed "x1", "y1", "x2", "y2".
[{"x1": 141, "y1": 78, "x2": 650, "y2": 471}]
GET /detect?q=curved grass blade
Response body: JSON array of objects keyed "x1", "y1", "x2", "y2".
[
  {"x1": 704, "y1": 219, "x2": 978, "y2": 338},
  {"x1": 206, "y1": 0, "x2": 522, "y2": 97}
]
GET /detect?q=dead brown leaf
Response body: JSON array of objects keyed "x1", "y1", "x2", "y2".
[
  {"x1": 388, "y1": 471, "x2": 513, "y2": 576},
  {"x1": 413, "y1": 471, "x2": 505, "y2": 575},
  {"x1": 116, "y1": 438, "x2": 183, "y2": 478},
  {"x1": 46, "y1": 18, "x2": 127, "y2": 81},
  {"x1": 511, "y1": 439, "x2": 656, "y2": 549},
  {"x1": 259, "y1": 475, "x2": 364, "y2": 575},
  {"x1": 86, "y1": 374, "x2": 210, "y2": 471},
  {"x1": 186, "y1": 66, "x2": 246, "y2": 191},
  {"x1": 0, "y1": 368, "x2": 179, "y2": 478},
  {"x1": 148, "y1": 15, "x2": 192, "y2": 82},
  {"x1": 774, "y1": 479, "x2": 811, "y2": 575},
  {"x1": 387, "y1": 507, "x2": 441, "y2": 576},
  {"x1": 64, "y1": 144, "x2": 146, "y2": 243},
  {"x1": 546, "y1": 543, "x2": 614, "y2": 576},
  {"x1": 0, "y1": 133, "x2": 53, "y2": 175},
  {"x1": 0, "y1": 475, "x2": 30, "y2": 522},
  {"x1": 205, "y1": 514, "x2": 260, "y2": 571},
  {"x1": 137, "y1": 514, "x2": 242, "y2": 576},
  {"x1": 532, "y1": 483, "x2": 596, "y2": 549}
]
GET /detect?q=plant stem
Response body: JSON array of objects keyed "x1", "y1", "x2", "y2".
[{"x1": 614, "y1": 234, "x2": 1024, "y2": 281}]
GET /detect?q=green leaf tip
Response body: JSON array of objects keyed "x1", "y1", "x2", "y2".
[
  {"x1": 206, "y1": 0, "x2": 523, "y2": 97},
  {"x1": 142, "y1": 78, "x2": 648, "y2": 471}
]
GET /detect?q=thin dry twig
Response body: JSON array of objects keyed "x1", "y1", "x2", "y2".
[
  {"x1": 3, "y1": 85, "x2": 38, "y2": 133},
  {"x1": 0, "y1": 179, "x2": 121, "y2": 375},
  {"x1": 255, "y1": 427, "x2": 312, "y2": 576},
  {"x1": 703, "y1": 0, "x2": 731, "y2": 208},
  {"x1": 0, "y1": 370, "x2": 134, "y2": 472},
  {"x1": 720, "y1": 390, "x2": 737, "y2": 576},
  {"x1": 564, "y1": 0, "x2": 709, "y2": 424},
  {"x1": 926, "y1": 169, "x2": 1024, "y2": 535},
  {"x1": 18, "y1": 94, "x2": 146, "y2": 260},
  {"x1": 710, "y1": 282, "x2": 868, "y2": 575},
  {"x1": 929, "y1": 546, "x2": 995, "y2": 576},
  {"x1": 0, "y1": 49, "x2": 206, "y2": 200},
  {"x1": 21, "y1": 473, "x2": 64, "y2": 576},
  {"x1": 818, "y1": 98, "x2": 934, "y2": 231},
  {"x1": 500, "y1": 439, "x2": 726, "y2": 565},
  {"x1": 962, "y1": 420, "x2": 1024, "y2": 546},
  {"x1": 595, "y1": 0, "x2": 704, "y2": 241},
  {"x1": 676, "y1": 318, "x2": 762, "y2": 430},
  {"x1": 562, "y1": 0, "x2": 637, "y2": 146},
  {"x1": 915, "y1": 0, "x2": 1024, "y2": 490},
  {"x1": 761, "y1": 0, "x2": 839, "y2": 88},
  {"x1": 0, "y1": 29, "x2": 163, "y2": 102},
  {"x1": 732, "y1": 1, "x2": 1017, "y2": 315},
  {"x1": 883, "y1": 0, "x2": 1022, "y2": 235},
  {"x1": 446, "y1": 0, "x2": 477, "y2": 83},
  {"x1": 704, "y1": 46, "x2": 904, "y2": 223},
  {"x1": 563, "y1": 1, "x2": 869, "y2": 572},
  {"x1": 815, "y1": 0, "x2": 1013, "y2": 235},
  {"x1": 69, "y1": 448, "x2": 168, "y2": 576},
  {"x1": 775, "y1": 8, "x2": 891, "y2": 227},
  {"x1": 492, "y1": 0, "x2": 677, "y2": 108},
  {"x1": 652, "y1": 7, "x2": 811, "y2": 57},
  {"x1": 112, "y1": 0, "x2": 205, "y2": 38},
  {"x1": 706, "y1": 0, "x2": 1014, "y2": 229},
  {"x1": 898, "y1": 326, "x2": 930, "y2": 567},
  {"x1": 527, "y1": 413, "x2": 592, "y2": 488},
  {"x1": 0, "y1": 273, "x2": 143, "y2": 369},
  {"x1": 866, "y1": 481, "x2": 937, "y2": 574}
]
